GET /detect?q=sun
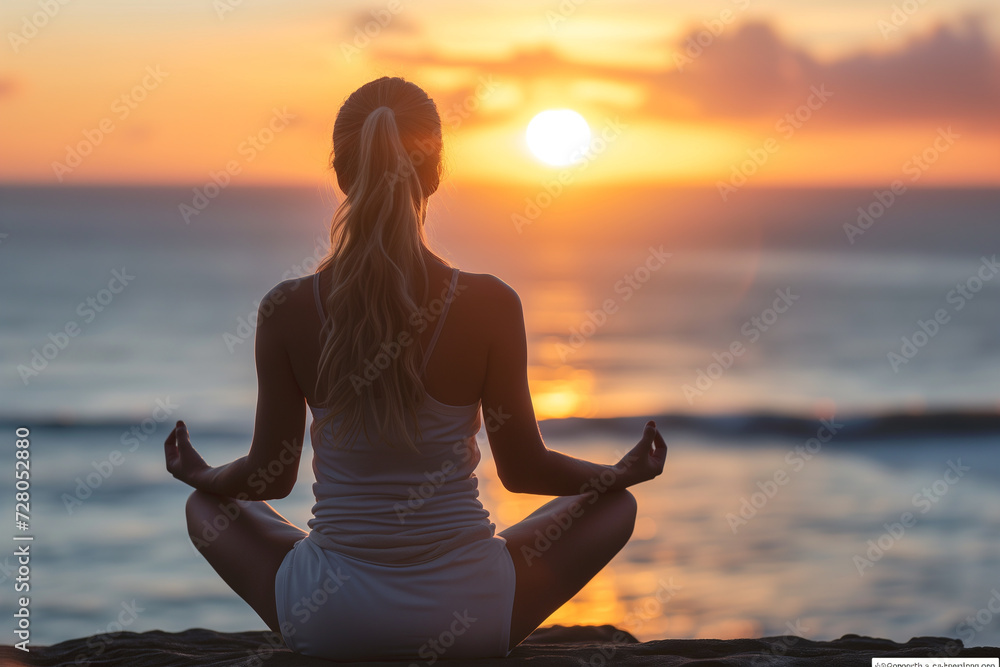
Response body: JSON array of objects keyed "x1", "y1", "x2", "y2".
[{"x1": 525, "y1": 109, "x2": 592, "y2": 167}]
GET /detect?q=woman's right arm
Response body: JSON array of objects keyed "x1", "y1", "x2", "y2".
[{"x1": 480, "y1": 278, "x2": 666, "y2": 496}]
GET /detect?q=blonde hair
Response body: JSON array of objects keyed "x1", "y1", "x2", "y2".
[{"x1": 313, "y1": 76, "x2": 450, "y2": 453}]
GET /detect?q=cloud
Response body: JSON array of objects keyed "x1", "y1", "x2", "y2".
[
  {"x1": 368, "y1": 15, "x2": 1000, "y2": 129},
  {"x1": 659, "y1": 15, "x2": 1000, "y2": 126},
  {"x1": 816, "y1": 16, "x2": 999, "y2": 125},
  {"x1": 0, "y1": 76, "x2": 19, "y2": 100},
  {"x1": 653, "y1": 21, "x2": 818, "y2": 118},
  {"x1": 344, "y1": 6, "x2": 421, "y2": 40},
  {"x1": 373, "y1": 44, "x2": 645, "y2": 127}
]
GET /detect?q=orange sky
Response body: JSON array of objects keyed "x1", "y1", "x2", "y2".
[{"x1": 1, "y1": 1, "x2": 998, "y2": 187}]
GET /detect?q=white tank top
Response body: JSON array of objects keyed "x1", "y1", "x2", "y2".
[{"x1": 306, "y1": 269, "x2": 495, "y2": 564}]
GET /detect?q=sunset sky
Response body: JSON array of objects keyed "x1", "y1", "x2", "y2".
[{"x1": 2, "y1": 0, "x2": 998, "y2": 187}]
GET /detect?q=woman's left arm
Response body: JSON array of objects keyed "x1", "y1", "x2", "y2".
[{"x1": 165, "y1": 285, "x2": 306, "y2": 500}]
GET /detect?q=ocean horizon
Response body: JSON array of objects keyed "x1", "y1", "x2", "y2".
[{"x1": 2, "y1": 183, "x2": 998, "y2": 648}]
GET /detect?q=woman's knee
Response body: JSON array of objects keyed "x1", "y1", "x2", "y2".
[
  {"x1": 594, "y1": 488, "x2": 637, "y2": 518},
  {"x1": 186, "y1": 489, "x2": 220, "y2": 522},
  {"x1": 185, "y1": 490, "x2": 245, "y2": 546},
  {"x1": 592, "y1": 489, "x2": 637, "y2": 542},
  {"x1": 618, "y1": 488, "x2": 638, "y2": 520}
]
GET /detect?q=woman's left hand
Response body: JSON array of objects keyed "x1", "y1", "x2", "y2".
[{"x1": 164, "y1": 420, "x2": 213, "y2": 488}]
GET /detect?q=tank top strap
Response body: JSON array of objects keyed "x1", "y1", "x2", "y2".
[
  {"x1": 313, "y1": 273, "x2": 323, "y2": 322},
  {"x1": 315, "y1": 269, "x2": 459, "y2": 367},
  {"x1": 419, "y1": 268, "x2": 459, "y2": 377},
  {"x1": 314, "y1": 272, "x2": 332, "y2": 339}
]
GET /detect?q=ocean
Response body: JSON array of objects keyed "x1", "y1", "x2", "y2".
[{"x1": 1, "y1": 184, "x2": 998, "y2": 649}]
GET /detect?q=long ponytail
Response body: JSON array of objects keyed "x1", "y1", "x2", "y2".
[{"x1": 313, "y1": 77, "x2": 448, "y2": 453}]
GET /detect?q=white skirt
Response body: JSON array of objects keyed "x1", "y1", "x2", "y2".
[{"x1": 274, "y1": 533, "x2": 517, "y2": 661}]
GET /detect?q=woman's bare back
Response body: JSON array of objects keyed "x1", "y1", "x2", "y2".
[{"x1": 274, "y1": 258, "x2": 498, "y2": 411}]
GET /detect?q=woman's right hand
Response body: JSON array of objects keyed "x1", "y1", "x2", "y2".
[{"x1": 614, "y1": 420, "x2": 667, "y2": 487}]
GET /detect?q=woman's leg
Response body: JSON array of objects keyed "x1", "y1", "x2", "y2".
[
  {"x1": 185, "y1": 490, "x2": 307, "y2": 634},
  {"x1": 499, "y1": 489, "x2": 637, "y2": 651}
]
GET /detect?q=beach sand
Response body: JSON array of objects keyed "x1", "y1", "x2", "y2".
[{"x1": 5, "y1": 624, "x2": 997, "y2": 666}]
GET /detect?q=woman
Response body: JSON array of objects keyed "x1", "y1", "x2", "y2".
[{"x1": 164, "y1": 76, "x2": 667, "y2": 660}]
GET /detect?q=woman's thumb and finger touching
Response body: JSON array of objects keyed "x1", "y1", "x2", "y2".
[
  {"x1": 649, "y1": 422, "x2": 667, "y2": 469},
  {"x1": 635, "y1": 420, "x2": 667, "y2": 482},
  {"x1": 164, "y1": 420, "x2": 204, "y2": 482},
  {"x1": 174, "y1": 420, "x2": 193, "y2": 452}
]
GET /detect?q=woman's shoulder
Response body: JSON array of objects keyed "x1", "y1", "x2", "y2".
[
  {"x1": 260, "y1": 275, "x2": 316, "y2": 309},
  {"x1": 256, "y1": 269, "x2": 521, "y2": 323},
  {"x1": 250, "y1": 275, "x2": 319, "y2": 334},
  {"x1": 455, "y1": 270, "x2": 519, "y2": 302},
  {"x1": 448, "y1": 270, "x2": 522, "y2": 333},
  {"x1": 262, "y1": 270, "x2": 517, "y2": 298}
]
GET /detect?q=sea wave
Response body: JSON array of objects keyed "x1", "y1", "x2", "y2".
[
  {"x1": 4, "y1": 407, "x2": 999, "y2": 443},
  {"x1": 536, "y1": 409, "x2": 1000, "y2": 442}
]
